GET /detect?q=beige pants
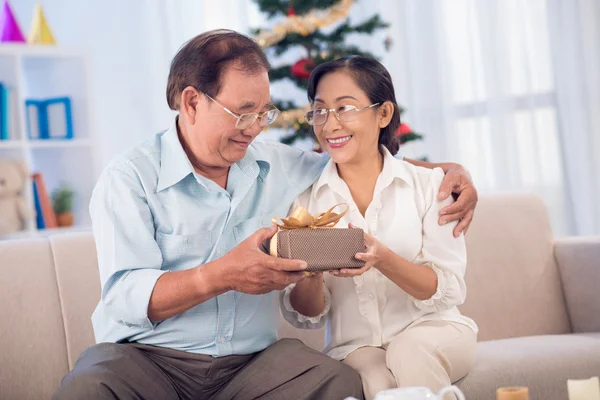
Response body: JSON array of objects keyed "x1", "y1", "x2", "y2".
[{"x1": 343, "y1": 321, "x2": 477, "y2": 400}]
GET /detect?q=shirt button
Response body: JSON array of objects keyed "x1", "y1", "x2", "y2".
[
  {"x1": 219, "y1": 337, "x2": 226, "y2": 343},
  {"x1": 369, "y1": 294, "x2": 374, "y2": 300}
]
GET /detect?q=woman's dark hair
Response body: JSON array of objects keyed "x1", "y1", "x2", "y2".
[
  {"x1": 307, "y1": 56, "x2": 400, "y2": 155},
  {"x1": 166, "y1": 29, "x2": 270, "y2": 110}
]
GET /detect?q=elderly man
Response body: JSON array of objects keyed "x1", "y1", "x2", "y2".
[{"x1": 54, "y1": 30, "x2": 477, "y2": 400}]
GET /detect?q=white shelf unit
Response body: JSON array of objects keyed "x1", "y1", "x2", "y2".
[{"x1": 0, "y1": 45, "x2": 96, "y2": 240}]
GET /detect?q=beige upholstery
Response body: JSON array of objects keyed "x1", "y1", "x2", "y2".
[
  {"x1": 457, "y1": 333, "x2": 600, "y2": 399},
  {"x1": 50, "y1": 234, "x2": 100, "y2": 370},
  {"x1": 555, "y1": 237, "x2": 600, "y2": 333},
  {"x1": 0, "y1": 239, "x2": 69, "y2": 400},
  {"x1": 461, "y1": 194, "x2": 571, "y2": 340},
  {"x1": 0, "y1": 194, "x2": 598, "y2": 400}
]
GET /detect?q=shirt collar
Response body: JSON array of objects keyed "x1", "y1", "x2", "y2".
[
  {"x1": 313, "y1": 146, "x2": 414, "y2": 197},
  {"x1": 379, "y1": 146, "x2": 415, "y2": 188},
  {"x1": 238, "y1": 144, "x2": 271, "y2": 183},
  {"x1": 157, "y1": 119, "x2": 195, "y2": 192},
  {"x1": 157, "y1": 118, "x2": 271, "y2": 192}
]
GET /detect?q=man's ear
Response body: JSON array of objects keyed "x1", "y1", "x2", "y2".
[
  {"x1": 180, "y1": 86, "x2": 201, "y2": 124},
  {"x1": 378, "y1": 101, "x2": 395, "y2": 128}
]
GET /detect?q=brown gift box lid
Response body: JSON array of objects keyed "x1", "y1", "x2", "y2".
[{"x1": 260, "y1": 228, "x2": 366, "y2": 272}]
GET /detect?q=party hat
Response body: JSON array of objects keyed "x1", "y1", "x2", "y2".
[
  {"x1": 28, "y1": 3, "x2": 55, "y2": 45},
  {"x1": 0, "y1": 0, "x2": 26, "y2": 43}
]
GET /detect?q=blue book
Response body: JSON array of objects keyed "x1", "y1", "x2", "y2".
[
  {"x1": 43, "y1": 97, "x2": 74, "y2": 140},
  {"x1": 25, "y1": 97, "x2": 74, "y2": 140},
  {"x1": 0, "y1": 83, "x2": 7, "y2": 140},
  {"x1": 25, "y1": 100, "x2": 42, "y2": 139},
  {"x1": 32, "y1": 180, "x2": 45, "y2": 230}
]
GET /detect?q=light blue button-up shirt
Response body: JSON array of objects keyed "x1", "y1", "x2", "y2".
[{"x1": 90, "y1": 120, "x2": 327, "y2": 356}]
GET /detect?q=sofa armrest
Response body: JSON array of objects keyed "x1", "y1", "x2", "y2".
[{"x1": 554, "y1": 236, "x2": 600, "y2": 333}]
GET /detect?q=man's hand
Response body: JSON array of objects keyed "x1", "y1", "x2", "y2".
[
  {"x1": 221, "y1": 225, "x2": 307, "y2": 294},
  {"x1": 438, "y1": 163, "x2": 478, "y2": 237}
]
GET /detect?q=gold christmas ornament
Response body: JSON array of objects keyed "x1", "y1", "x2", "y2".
[{"x1": 254, "y1": 0, "x2": 354, "y2": 48}]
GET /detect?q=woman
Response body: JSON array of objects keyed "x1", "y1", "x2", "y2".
[{"x1": 280, "y1": 56, "x2": 478, "y2": 400}]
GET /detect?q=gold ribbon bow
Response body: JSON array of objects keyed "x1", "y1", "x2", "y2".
[
  {"x1": 272, "y1": 203, "x2": 349, "y2": 230},
  {"x1": 270, "y1": 204, "x2": 349, "y2": 275}
]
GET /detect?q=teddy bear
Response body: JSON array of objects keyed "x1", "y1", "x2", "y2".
[{"x1": 0, "y1": 159, "x2": 33, "y2": 236}]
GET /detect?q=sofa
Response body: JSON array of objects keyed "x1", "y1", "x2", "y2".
[{"x1": 1, "y1": 194, "x2": 599, "y2": 400}]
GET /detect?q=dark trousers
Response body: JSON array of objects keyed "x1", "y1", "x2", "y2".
[{"x1": 53, "y1": 338, "x2": 363, "y2": 400}]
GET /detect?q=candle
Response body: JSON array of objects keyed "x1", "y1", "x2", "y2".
[
  {"x1": 568, "y1": 377, "x2": 600, "y2": 400},
  {"x1": 496, "y1": 387, "x2": 529, "y2": 400}
]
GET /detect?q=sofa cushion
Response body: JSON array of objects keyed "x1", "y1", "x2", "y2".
[
  {"x1": 0, "y1": 238, "x2": 69, "y2": 400},
  {"x1": 50, "y1": 233, "x2": 100, "y2": 370},
  {"x1": 461, "y1": 194, "x2": 571, "y2": 341},
  {"x1": 456, "y1": 333, "x2": 600, "y2": 400},
  {"x1": 555, "y1": 236, "x2": 600, "y2": 333}
]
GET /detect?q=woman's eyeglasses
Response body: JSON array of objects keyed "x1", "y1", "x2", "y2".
[{"x1": 305, "y1": 103, "x2": 380, "y2": 126}]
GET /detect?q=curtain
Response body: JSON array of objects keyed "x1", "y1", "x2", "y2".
[
  {"x1": 378, "y1": 0, "x2": 600, "y2": 235},
  {"x1": 547, "y1": 0, "x2": 600, "y2": 235}
]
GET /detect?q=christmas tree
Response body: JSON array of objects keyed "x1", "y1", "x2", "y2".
[{"x1": 253, "y1": 0, "x2": 424, "y2": 152}]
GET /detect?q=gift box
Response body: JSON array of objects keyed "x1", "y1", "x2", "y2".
[{"x1": 261, "y1": 204, "x2": 366, "y2": 272}]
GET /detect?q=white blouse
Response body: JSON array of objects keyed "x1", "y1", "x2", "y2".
[{"x1": 280, "y1": 148, "x2": 478, "y2": 361}]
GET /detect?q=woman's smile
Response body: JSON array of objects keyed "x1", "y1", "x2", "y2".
[{"x1": 326, "y1": 135, "x2": 353, "y2": 148}]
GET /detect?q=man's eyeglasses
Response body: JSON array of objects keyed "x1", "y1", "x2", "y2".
[
  {"x1": 204, "y1": 94, "x2": 280, "y2": 130},
  {"x1": 305, "y1": 103, "x2": 380, "y2": 126}
]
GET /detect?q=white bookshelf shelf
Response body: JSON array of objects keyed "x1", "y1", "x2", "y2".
[
  {"x1": 0, "y1": 43, "x2": 83, "y2": 58},
  {"x1": 0, "y1": 45, "x2": 97, "y2": 240},
  {"x1": 0, "y1": 140, "x2": 23, "y2": 149}
]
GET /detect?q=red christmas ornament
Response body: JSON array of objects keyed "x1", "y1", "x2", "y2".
[
  {"x1": 290, "y1": 58, "x2": 315, "y2": 79},
  {"x1": 396, "y1": 123, "x2": 412, "y2": 137}
]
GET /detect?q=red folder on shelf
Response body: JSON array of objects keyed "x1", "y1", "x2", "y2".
[{"x1": 32, "y1": 172, "x2": 57, "y2": 229}]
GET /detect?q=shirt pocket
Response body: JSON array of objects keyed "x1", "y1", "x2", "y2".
[
  {"x1": 233, "y1": 215, "x2": 273, "y2": 243},
  {"x1": 156, "y1": 231, "x2": 214, "y2": 270}
]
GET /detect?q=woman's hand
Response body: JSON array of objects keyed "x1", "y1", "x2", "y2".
[
  {"x1": 330, "y1": 224, "x2": 390, "y2": 278},
  {"x1": 290, "y1": 271, "x2": 325, "y2": 317}
]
